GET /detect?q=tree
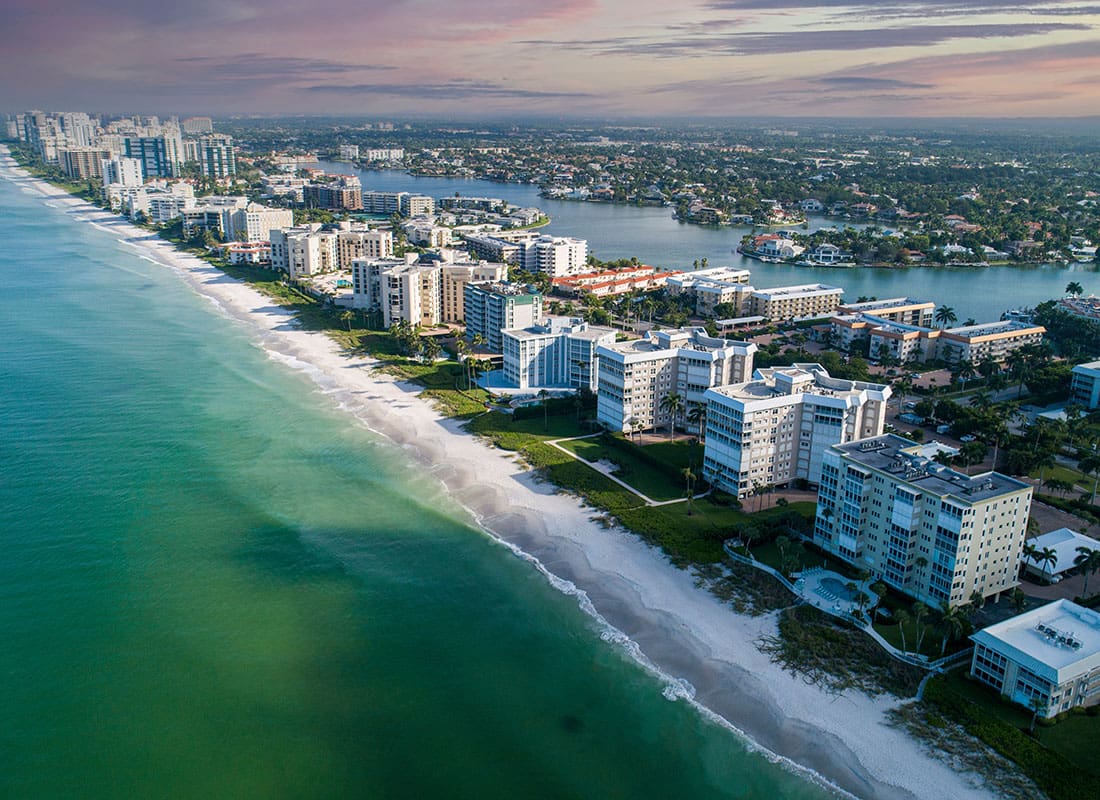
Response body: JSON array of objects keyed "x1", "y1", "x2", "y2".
[
  {"x1": 1011, "y1": 587, "x2": 1028, "y2": 614},
  {"x1": 1028, "y1": 695, "x2": 1048, "y2": 735},
  {"x1": 1022, "y1": 541, "x2": 1039, "y2": 578},
  {"x1": 938, "y1": 603, "x2": 967, "y2": 656},
  {"x1": 894, "y1": 608, "x2": 911, "y2": 652},
  {"x1": 340, "y1": 310, "x2": 354, "y2": 331},
  {"x1": 1078, "y1": 453, "x2": 1100, "y2": 501},
  {"x1": 934, "y1": 305, "x2": 958, "y2": 328},
  {"x1": 912, "y1": 601, "x2": 930, "y2": 652},
  {"x1": 682, "y1": 467, "x2": 697, "y2": 515},
  {"x1": 538, "y1": 389, "x2": 550, "y2": 431},
  {"x1": 1074, "y1": 546, "x2": 1100, "y2": 598},
  {"x1": 660, "y1": 392, "x2": 685, "y2": 440},
  {"x1": 954, "y1": 360, "x2": 976, "y2": 390},
  {"x1": 870, "y1": 581, "x2": 888, "y2": 620},
  {"x1": 687, "y1": 403, "x2": 707, "y2": 440},
  {"x1": 1037, "y1": 546, "x2": 1059, "y2": 581},
  {"x1": 1065, "y1": 281, "x2": 1084, "y2": 298}
]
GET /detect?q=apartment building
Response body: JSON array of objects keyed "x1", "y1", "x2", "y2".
[
  {"x1": 58, "y1": 147, "x2": 114, "y2": 180},
  {"x1": 335, "y1": 228, "x2": 394, "y2": 266},
  {"x1": 813, "y1": 434, "x2": 1033, "y2": 608},
  {"x1": 703, "y1": 365, "x2": 890, "y2": 498},
  {"x1": 101, "y1": 156, "x2": 143, "y2": 187},
  {"x1": 551, "y1": 266, "x2": 680, "y2": 299},
  {"x1": 180, "y1": 196, "x2": 248, "y2": 238},
  {"x1": 229, "y1": 204, "x2": 293, "y2": 243},
  {"x1": 749, "y1": 284, "x2": 843, "y2": 321},
  {"x1": 525, "y1": 235, "x2": 588, "y2": 277},
  {"x1": 338, "y1": 144, "x2": 359, "y2": 160},
  {"x1": 596, "y1": 328, "x2": 756, "y2": 434},
  {"x1": 836, "y1": 297, "x2": 935, "y2": 328},
  {"x1": 1070, "y1": 359, "x2": 1100, "y2": 409},
  {"x1": 464, "y1": 283, "x2": 544, "y2": 351},
  {"x1": 665, "y1": 267, "x2": 753, "y2": 316},
  {"x1": 936, "y1": 320, "x2": 1047, "y2": 365},
  {"x1": 439, "y1": 262, "x2": 507, "y2": 323},
  {"x1": 502, "y1": 317, "x2": 616, "y2": 391},
  {"x1": 305, "y1": 178, "x2": 362, "y2": 210},
  {"x1": 124, "y1": 130, "x2": 184, "y2": 178},
  {"x1": 271, "y1": 225, "x2": 337, "y2": 278},
  {"x1": 461, "y1": 234, "x2": 523, "y2": 265},
  {"x1": 182, "y1": 117, "x2": 214, "y2": 134},
  {"x1": 971, "y1": 599, "x2": 1100, "y2": 718},
  {"x1": 196, "y1": 134, "x2": 236, "y2": 178},
  {"x1": 359, "y1": 190, "x2": 433, "y2": 217}
]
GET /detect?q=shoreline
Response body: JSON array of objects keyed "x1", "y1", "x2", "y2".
[{"x1": 0, "y1": 148, "x2": 1000, "y2": 800}]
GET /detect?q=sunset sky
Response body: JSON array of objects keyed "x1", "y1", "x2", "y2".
[{"x1": 3, "y1": 0, "x2": 1098, "y2": 117}]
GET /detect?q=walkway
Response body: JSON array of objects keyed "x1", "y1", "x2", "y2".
[{"x1": 546, "y1": 434, "x2": 705, "y2": 507}]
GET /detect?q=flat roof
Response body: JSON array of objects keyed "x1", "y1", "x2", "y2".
[
  {"x1": 839, "y1": 297, "x2": 933, "y2": 312},
  {"x1": 752, "y1": 283, "x2": 843, "y2": 300},
  {"x1": 942, "y1": 320, "x2": 1043, "y2": 339},
  {"x1": 972, "y1": 599, "x2": 1100, "y2": 684},
  {"x1": 832, "y1": 434, "x2": 1030, "y2": 503},
  {"x1": 709, "y1": 365, "x2": 889, "y2": 404}
]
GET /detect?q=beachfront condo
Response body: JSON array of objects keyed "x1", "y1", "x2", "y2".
[
  {"x1": 702, "y1": 364, "x2": 890, "y2": 498},
  {"x1": 813, "y1": 434, "x2": 1032, "y2": 608}
]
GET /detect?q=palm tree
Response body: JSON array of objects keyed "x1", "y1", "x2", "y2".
[
  {"x1": 1078, "y1": 453, "x2": 1100, "y2": 502},
  {"x1": 1037, "y1": 546, "x2": 1059, "y2": 582},
  {"x1": 912, "y1": 601, "x2": 930, "y2": 653},
  {"x1": 894, "y1": 608, "x2": 911, "y2": 652},
  {"x1": 1066, "y1": 281, "x2": 1084, "y2": 298},
  {"x1": 1021, "y1": 541, "x2": 1039, "y2": 578},
  {"x1": 538, "y1": 389, "x2": 550, "y2": 431},
  {"x1": 660, "y1": 392, "x2": 685, "y2": 440},
  {"x1": 1011, "y1": 588, "x2": 1028, "y2": 614},
  {"x1": 938, "y1": 603, "x2": 967, "y2": 656},
  {"x1": 1074, "y1": 547, "x2": 1100, "y2": 598},
  {"x1": 687, "y1": 403, "x2": 707, "y2": 441},
  {"x1": 682, "y1": 467, "x2": 697, "y2": 515},
  {"x1": 340, "y1": 310, "x2": 354, "y2": 331},
  {"x1": 934, "y1": 305, "x2": 958, "y2": 329},
  {"x1": 954, "y1": 359, "x2": 976, "y2": 390}
]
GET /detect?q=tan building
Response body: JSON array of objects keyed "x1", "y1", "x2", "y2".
[
  {"x1": 749, "y1": 284, "x2": 843, "y2": 321},
  {"x1": 58, "y1": 147, "x2": 114, "y2": 180},
  {"x1": 937, "y1": 321, "x2": 1046, "y2": 365},
  {"x1": 814, "y1": 434, "x2": 1033, "y2": 608},
  {"x1": 440, "y1": 262, "x2": 507, "y2": 323},
  {"x1": 836, "y1": 297, "x2": 934, "y2": 327}
]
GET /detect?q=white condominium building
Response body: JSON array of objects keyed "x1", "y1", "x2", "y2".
[
  {"x1": 749, "y1": 284, "x2": 843, "y2": 321},
  {"x1": 937, "y1": 320, "x2": 1046, "y2": 365},
  {"x1": 502, "y1": 317, "x2": 616, "y2": 391},
  {"x1": 1070, "y1": 359, "x2": 1100, "y2": 409},
  {"x1": 351, "y1": 256, "x2": 442, "y2": 327},
  {"x1": 665, "y1": 266, "x2": 753, "y2": 316},
  {"x1": 703, "y1": 364, "x2": 890, "y2": 498},
  {"x1": 596, "y1": 328, "x2": 756, "y2": 434},
  {"x1": 971, "y1": 599, "x2": 1100, "y2": 718},
  {"x1": 271, "y1": 225, "x2": 337, "y2": 278},
  {"x1": 814, "y1": 434, "x2": 1033, "y2": 608},
  {"x1": 523, "y1": 235, "x2": 588, "y2": 278},
  {"x1": 229, "y1": 203, "x2": 293, "y2": 243},
  {"x1": 101, "y1": 156, "x2": 143, "y2": 187}
]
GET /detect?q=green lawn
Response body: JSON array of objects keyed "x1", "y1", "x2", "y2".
[
  {"x1": 1030, "y1": 463, "x2": 1092, "y2": 492},
  {"x1": 932, "y1": 668, "x2": 1100, "y2": 779},
  {"x1": 555, "y1": 437, "x2": 693, "y2": 501}
]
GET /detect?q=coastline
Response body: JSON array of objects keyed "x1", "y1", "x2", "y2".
[{"x1": 0, "y1": 149, "x2": 1001, "y2": 800}]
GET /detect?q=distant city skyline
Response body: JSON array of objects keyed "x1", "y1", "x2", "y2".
[{"x1": 2, "y1": 0, "x2": 1099, "y2": 117}]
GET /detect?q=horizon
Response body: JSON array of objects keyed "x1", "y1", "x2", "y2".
[{"x1": 2, "y1": 0, "x2": 1098, "y2": 119}]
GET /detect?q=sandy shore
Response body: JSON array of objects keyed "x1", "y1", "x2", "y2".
[{"x1": 1, "y1": 150, "x2": 998, "y2": 800}]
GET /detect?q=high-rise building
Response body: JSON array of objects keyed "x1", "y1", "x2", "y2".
[
  {"x1": 596, "y1": 328, "x2": 756, "y2": 434},
  {"x1": 813, "y1": 434, "x2": 1032, "y2": 608},
  {"x1": 463, "y1": 283, "x2": 544, "y2": 351},
  {"x1": 58, "y1": 147, "x2": 114, "y2": 180},
  {"x1": 702, "y1": 364, "x2": 890, "y2": 498},
  {"x1": 101, "y1": 156, "x2": 144, "y2": 187},
  {"x1": 197, "y1": 134, "x2": 236, "y2": 178},
  {"x1": 124, "y1": 131, "x2": 183, "y2": 178},
  {"x1": 182, "y1": 117, "x2": 214, "y2": 134},
  {"x1": 502, "y1": 317, "x2": 616, "y2": 391}
]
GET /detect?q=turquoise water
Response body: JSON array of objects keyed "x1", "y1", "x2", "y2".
[
  {"x1": 0, "y1": 175, "x2": 837, "y2": 797},
  {"x1": 319, "y1": 161, "x2": 1100, "y2": 323}
]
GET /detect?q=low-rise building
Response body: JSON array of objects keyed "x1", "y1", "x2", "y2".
[
  {"x1": 502, "y1": 317, "x2": 616, "y2": 391},
  {"x1": 1021, "y1": 528, "x2": 1100, "y2": 582},
  {"x1": 937, "y1": 320, "x2": 1046, "y2": 365},
  {"x1": 596, "y1": 328, "x2": 756, "y2": 434},
  {"x1": 813, "y1": 434, "x2": 1032, "y2": 607},
  {"x1": 749, "y1": 284, "x2": 843, "y2": 321},
  {"x1": 971, "y1": 599, "x2": 1100, "y2": 718},
  {"x1": 703, "y1": 365, "x2": 890, "y2": 497},
  {"x1": 836, "y1": 297, "x2": 935, "y2": 328},
  {"x1": 665, "y1": 266, "x2": 753, "y2": 316},
  {"x1": 552, "y1": 266, "x2": 680, "y2": 298}
]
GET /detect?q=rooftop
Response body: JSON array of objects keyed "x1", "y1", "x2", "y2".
[
  {"x1": 972, "y1": 599, "x2": 1100, "y2": 683},
  {"x1": 752, "y1": 283, "x2": 843, "y2": 300},
  {"x1": 942, "y1": 319, "x2": 1044, "y2": 339},
  {"x1": 1023, "y1": 528, "x2": 1100, "y2": 577},
  {"x1": 709, "y1": 363, "x2": 890, "y2": 405},
  {"x1": 839, "y1": 297, "x2": 933, "y2": 312},
  {"x1": 832, "y1": 434, "x2": 1030, "y2": 503}
]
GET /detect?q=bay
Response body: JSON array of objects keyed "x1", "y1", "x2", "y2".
[
  {"x1": 319, "y1": 161, "x2": 1100, "y2": 324},
  {"x1": 0, "y1": 169, "x2": 834, "y2": 798}
]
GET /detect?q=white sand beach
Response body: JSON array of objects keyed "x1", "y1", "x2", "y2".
[{"x1": 1, "y1": 149, "x2": 1002, "y2": 800}]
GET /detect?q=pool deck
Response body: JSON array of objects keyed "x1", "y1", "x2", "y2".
[{"x1": 793, "y1": 567, "x2": 863, "y2": 616}]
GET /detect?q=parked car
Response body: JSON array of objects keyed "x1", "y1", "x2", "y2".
[{"x1": 960, "y1": 434, "x2": 977, "y2": 442}]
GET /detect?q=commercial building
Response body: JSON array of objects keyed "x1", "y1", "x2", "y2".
[
  {"x1": 596, "y1": 328, "x2": 756, "y2": 434},
  {"x1": 813, "y1": 434, "x2": 1033, "y2": 608},
  {"x1": 1070, "y1": 359, "x2": 1100, "y2": 409},
  {"x1": 971, "y1": 599, "x2": 1100, "y2": 718},
  {"x1": 703, "y1": 365, "x2": 890, "y2": 498},
  {"x1": 502, "y1": 317, "x2": 616, "y2": 391},
  {"x1": 464, "y1": 283, "x2": 544, "y2": 351}
]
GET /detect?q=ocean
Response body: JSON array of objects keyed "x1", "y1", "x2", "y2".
[{"x1": 0, "y1": 173, "x2": 836, "y2": 798}]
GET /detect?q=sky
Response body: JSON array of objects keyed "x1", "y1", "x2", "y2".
[{"x1": 2, "y1": 0, "x2": 1099, "y2": 118}]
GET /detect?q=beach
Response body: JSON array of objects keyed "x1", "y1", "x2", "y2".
[{"x1": 0, "y1": 149, "x2": 1001, "y2": 800}]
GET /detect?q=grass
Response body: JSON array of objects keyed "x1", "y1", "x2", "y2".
[
  {"x1": 555, "y1": 437, "x2": 696, "y2": 501},
  {"x1": 1030, "y1": 463, "x2": 1091, "y2": 492}
]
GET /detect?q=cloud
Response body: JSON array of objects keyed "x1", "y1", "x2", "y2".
[
  {"x1": 817, "y1": 76, "x2": 935, "y2": 88},
  {"x1": 302, "y1": 81, "x2": 594, "y2": 100},
  {"x1": 172, "y1": 55, "x2": 396, "y2": 78}
]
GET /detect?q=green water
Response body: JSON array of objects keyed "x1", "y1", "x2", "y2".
[{"x1": 0, "y1": 174, "x2": 835, "y2": 798}]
